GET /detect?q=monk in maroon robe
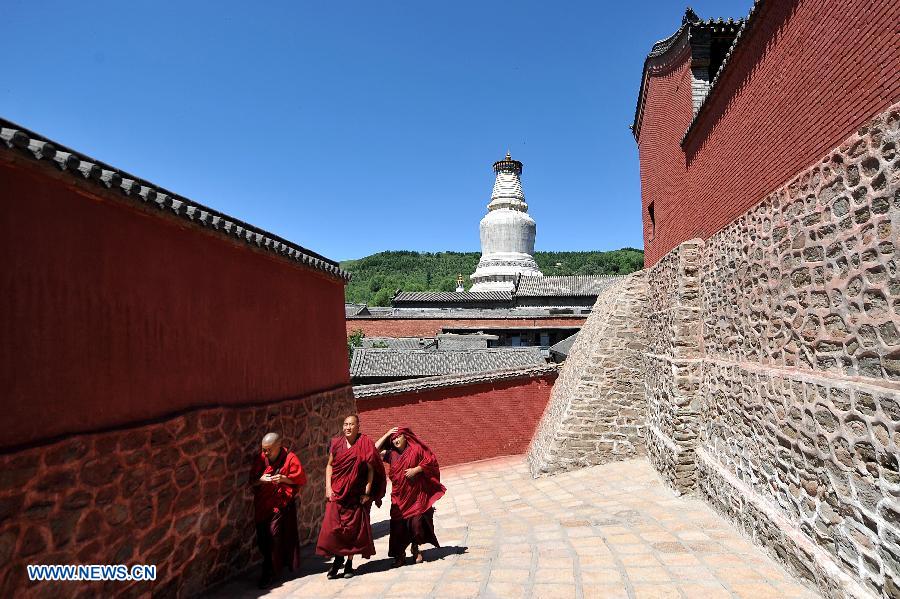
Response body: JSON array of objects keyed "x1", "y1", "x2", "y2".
[
  {"x1": 250, "y1": 432, "x2": 307, "y2": 588},
  {"x1": 316, "y1": 414, "x2": 386, "y2": 579},
  {"x1": 375, "y1": 426, "x2": 446, "y2": 567}
]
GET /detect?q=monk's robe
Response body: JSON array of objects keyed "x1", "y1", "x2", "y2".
[
  {"x1": 251, "y1": 448, "x2": 307, "y2": 577},
  {"x1": 383, "y1": 428, "x2": 445, "y2": 558},
  {"x1": 316, "y1": 434, "x2": 387, "y2": 558}
]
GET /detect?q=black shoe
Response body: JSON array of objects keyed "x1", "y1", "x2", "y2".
[
  {"x1": 327, "y1": 556, "x2": 344, "y2": 579},
  {"x1": 342, "y1": 562, "x2": 355, "y2": 578}
]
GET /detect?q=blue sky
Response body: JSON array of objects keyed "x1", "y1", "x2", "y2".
[{"x1": 3, "y1": 1, "x2": 750, "y2": 261}]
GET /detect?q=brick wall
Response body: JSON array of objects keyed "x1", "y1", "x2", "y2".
[
  {"x1": 636, "y1": 33, "x2": 693, "y2": 267},
  {"x1": 638, "y1": 0, "x2": 900, "y2": 266},
  {"x1": 356, "y1": 374, "x2": 557, "y2": 467},
  {"x1": 346, "y1": 317, "x2": 586, "y2": 338},
  {"x1": 0, "y1": 155, "x2": 350, "y2": 449}
]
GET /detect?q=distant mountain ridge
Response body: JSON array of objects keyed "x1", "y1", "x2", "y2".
[{"x1": 341, "y1": 249, "x2": 644, "y2": 306}]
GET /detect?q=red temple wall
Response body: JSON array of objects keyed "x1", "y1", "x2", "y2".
[
  {"x1": 357, "y1": 374, "x2": 557, "y2": 467},
  {"x1": 0, "y1": 157, "x2": 350, "y2": 450},
  {"x1": 639, "y1": 0, "x2": 900, "y2": 266},
  {"x1": 346, "y1": 317, "x2": 586, "y2": 338},
  {"x1": 636, "y1": 44, "x2": 693, "y2": 267}
]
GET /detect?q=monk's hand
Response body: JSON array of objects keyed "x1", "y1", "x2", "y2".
[
  {"x1": 404, "y1": 467, "x2": 420, "y2": 479},
  {"x1": 259, "y1": 474, "x2": 274, "y2": 483},
  {"x1": 325, "y1": 488, "x2": 333, "y2": 501},
  {"x1": 388, "y1": 426, "x2": 399, "y2": 435},
  {"x1": 270, "y1": 474, "x2": 288, "y2": 484},
  {"x1": 361, "y1": 493, "x2": 371, "y2": 505}
]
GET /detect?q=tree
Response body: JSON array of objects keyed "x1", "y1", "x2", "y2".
[{"x1": 347, "y1": 329, "x2": 365, "y2": 362}]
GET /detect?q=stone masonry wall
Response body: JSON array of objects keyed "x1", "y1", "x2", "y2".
[
  {"x1": 527, "y1": 271, "x2": 647, "y2": 475},
  {"x1": 642, "y1": 103, "x2": 900, "y2": 598},
  {"x1": 693, "y1": 104, "x2": 900, "y2": 598},
  {"x1": 643, "y1": 239, "x2": 704, "y2": 494},
  {"x1": 0, "y1": 386, "x2": 356, "y2": 599}
]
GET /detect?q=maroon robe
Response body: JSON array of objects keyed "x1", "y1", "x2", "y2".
[
  {"x1": 315, "y1": 434, "x2": 387, "y2": 558},
  {"x1": 384, "y1": 428, "x2": 445, "y2": 557},
  {"x1": 251, "y1": 448, "x2": 307, "y2": 576}
]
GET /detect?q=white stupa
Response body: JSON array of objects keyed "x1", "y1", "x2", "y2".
[{"x1": 470, "y1": 152, "x2": 543, "y2": 291}]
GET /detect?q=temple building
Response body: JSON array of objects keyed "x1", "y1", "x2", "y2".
[{"x1": 469, "y1": 153, "x2": 543, "y2": 291}]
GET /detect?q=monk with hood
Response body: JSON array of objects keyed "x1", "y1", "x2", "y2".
[{"x1": 375, "y1": 426, "x2": 446, "y2": 567}]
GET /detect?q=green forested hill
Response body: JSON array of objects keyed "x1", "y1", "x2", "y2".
[{"x1": 341, "y1": 249, "x2": 644, "y2": 305}]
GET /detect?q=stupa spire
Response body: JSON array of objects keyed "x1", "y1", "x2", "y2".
[{"x1": 470, "y1": 152, "x2": 543, "y2": 292}]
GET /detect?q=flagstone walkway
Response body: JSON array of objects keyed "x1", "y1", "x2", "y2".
[{"x1": 211, "y1": 455, "x2": 816, "y2": 599}]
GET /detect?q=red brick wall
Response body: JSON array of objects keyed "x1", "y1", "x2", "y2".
[
  {"x1": 346, "y1": 318, "x2": 586, "y2": 338},
  {"x1": 637, "y1": 40, "x2": 693, "y2": 267},
  {"x1": 638, "y1": 0, "x2": 900, "y2": 266},
  {"x1": 0, "y1": 156, "x2": 350, "y2": 449},
  {"x1": 357, "y1": 374, "x2": 557, "y2": 467}
]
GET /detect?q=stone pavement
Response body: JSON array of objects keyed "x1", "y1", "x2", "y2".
[{"x1": 210, "y1": 455, "x2": 816, "y2": 598}]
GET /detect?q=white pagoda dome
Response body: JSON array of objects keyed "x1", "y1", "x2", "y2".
[{"x1": 470, "y1": 153, "x2": 543, "y2": 291}]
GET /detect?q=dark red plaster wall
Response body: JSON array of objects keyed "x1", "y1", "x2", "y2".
[
  {"x1": 357, "y1": 374, "x2": 557, "y2": 467},
  {"x1": 638, "y1": 0, "x2": 900, "y2": 266},
  {"x1": 0, "y1": 157, "x2": 350, "y2": 449}
]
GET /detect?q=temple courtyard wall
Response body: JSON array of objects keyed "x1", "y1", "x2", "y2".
[
  {"x1": 356, "y1": 365, "x2": 558, "y2": 467},
  {"x1": 530, "y1": 103, "x2": 900, "y2": 598},
  {"x1": 0, "y1": 133, "x2": 356, "y2": 598}
]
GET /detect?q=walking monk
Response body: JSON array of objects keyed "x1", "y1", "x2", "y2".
[
  {"x1": 250, "y1": 432, "x2": 307, "y2": 588},
  {"x1": 375, "y1": 426, "x2": 445, "y2": 567},
  {"x1": 316, "y1": 414, "x2": 386, "y2": 579}
]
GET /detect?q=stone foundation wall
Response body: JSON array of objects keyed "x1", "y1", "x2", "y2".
[
  {"x1": 0, "y1": 386, "x2": 356, "y2": 599},
  {"x1": 644, "y1": 103, "x2": 900, "y2": 598},
  {"x1": 694, "y1": 104, "x2": 900, "y2": 598},
  {"x1": 527, "y1": 272, "x2": 647, "y2": 476},
  {"x1": 644, "y1": 240, "x2": 704, "y2": 493}
]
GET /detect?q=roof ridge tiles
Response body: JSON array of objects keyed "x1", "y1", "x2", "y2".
[
  {"x1": 353, "y1": 364, "x2": 559, "y2": 399},
  {"x1": 0, "y1": 120, "x2": 349, "y2": 282}
]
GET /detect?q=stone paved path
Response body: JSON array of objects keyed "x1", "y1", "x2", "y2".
[{"x1": 211, "y1": 456, "x2": 816, "y2": 598}]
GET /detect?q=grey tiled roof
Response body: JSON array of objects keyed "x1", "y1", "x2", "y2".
[
  {"x1": 345, "y1": 304, "x2": 370, "y2": 317},
  {"x1": 515, "y1": 275, "x2": 624, "y2": 297},
  {"x1": 436, "y1": 333, "x2": 498, "y2": 350},
  {"x1": 549, "y1": 332, "x2": 579, "y2": 358},
  {"x1": 0, "y1": 119, "x2": 349, "y2": 282},
  {"x1": 350, "y1": 347, "x2": 546, "y2": 379},
  {"x1": 361, "y1": 337, "x2": 436, "y2": 349},
  {"x1": 393, "y1": 291, "x2": 513, "y2": 303},
  {"x1": 354, "y1": 364, "x2": 559, "y2": 399},
  {"x1": 681, "y1": 1, "x2": 762, "y2": 145}
]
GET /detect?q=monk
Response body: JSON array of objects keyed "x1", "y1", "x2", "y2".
[
  {"x1": 249, "y1": 432, "x2": 307, "y2": 588},
  {"x1": 375, "y1": 426, "x2": 445, "y2": 567},
  {"x1": 316, "y1": 414, "x2": 386, "y2": 579}
]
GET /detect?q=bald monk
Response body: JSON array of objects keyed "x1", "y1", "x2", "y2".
[
  {"x1": 250, "y1": 432, "x2": 307, "y2": 588},
  {"x1": 316, "y1": 414, "x2": 387, "y2": 579}
]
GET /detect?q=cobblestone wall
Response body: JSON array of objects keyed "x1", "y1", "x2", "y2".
[
  {"x1": 0, "y1": 387, "x2": 356, "y2": 598},
  {"x1": 644, "y1": 239, "x2": 704, "y2": 494},
  {"x1": 694, "y1": 103, "x2": 900, "y2": 598},
  {"x1": 527, "y1": 272, "x2": 647, "y2": 475},
  {"x1": 643, "y1": 102, "x2": 900, "y2": 598}
]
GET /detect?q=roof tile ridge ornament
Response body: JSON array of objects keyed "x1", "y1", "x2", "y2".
[
  {"x1": 680, "y1": 0, "x2": 763, "y2": 147},
  {"x1": 0, "y1": 119, "x2": 351, "y2": 283},
  {"x1": 630, "y1": 7, "x2": 745, "y2": 141}
]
